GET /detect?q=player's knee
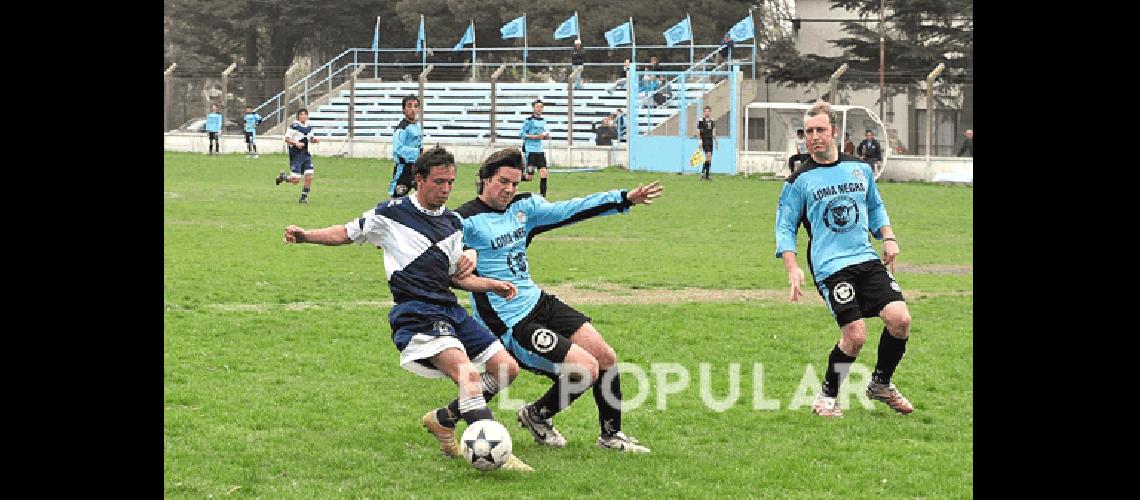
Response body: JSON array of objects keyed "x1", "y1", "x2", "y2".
[
  {"x1": 503, "y1": 356, "x2": 520, "y2": 381},
  {"x1": 844, "y1": 329, "x2": 867, "y2": 349},
  {"x1": 566, "y1": 351, "x2": 599, "y2": 383},
  {"x1": 886, "y1": 311, "x2": 911, "y2": 338},
  {"x1": 594, "y1": 344, "x2": 617, "y2": 370}
]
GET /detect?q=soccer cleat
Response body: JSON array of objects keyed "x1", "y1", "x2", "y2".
[
  {"x1": 298, "y1": 197, "x2": 308, "y2": 204},
  {"x1": 596, "y1": 431, "x2": 651, "y2": 453},
  {"x1": 500, "y1": 454, "x2": 534, "y2": 472},
  {"x1": 866, "y1": 381, "x2": 914, "y2": 414},
  {"x1": 812, "y1": 393, "x2": 843, "y2": 417},
  {"x1": 421, "y1": 410, "x2": 461, "y2": 458},
  {"x1": 516, "y1": 404, "x2": 566, "y2": 447},
  {"x1": 275, "y1": 171, "x2": 286, "y2": 185},
  {"x1": 252, "y1": 154, "x2": 259, "y2": 159}
]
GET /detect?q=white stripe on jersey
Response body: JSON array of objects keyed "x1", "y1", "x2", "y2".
[{"x1": 345, "y1": 203, "x2": 465, "y2": 280}]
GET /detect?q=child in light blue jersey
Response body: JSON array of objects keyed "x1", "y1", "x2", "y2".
[
  {"x1": 204, "y1": 103, "x2": 222, "y2": 154},
  {"x1": 242, "y1": 106, "x2": 263, "y2": 158}
]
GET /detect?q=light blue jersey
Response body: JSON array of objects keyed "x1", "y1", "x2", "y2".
[
  {"x1": 774, "y1": 153, "x2": 890, "y2": 282},
  {"x1": 242, "y1": 112, "x2": 262, "y2": 133},
  {"x1": 392, "y1": 118, "x2": 422, "y2": 164},
  {"x1": 455, "y1": 190, "x2": 632, "y2": 334},
  {"x1": 519, "y1": 115, "x2": 547, "y2": 154},
  {"x1": 205, "y1": 112, "x2": 223, "y2": 133}
]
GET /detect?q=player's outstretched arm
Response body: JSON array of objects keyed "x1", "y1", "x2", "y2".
[
  {"x1": 451, "y1": 275, "x2": 517, "y2": 300},
  {"x1": 283, "y1": 225, "x2": 351, "y2": 245}
]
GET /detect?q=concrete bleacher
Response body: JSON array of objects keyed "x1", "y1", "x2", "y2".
[{"x1": 304, "y1": 81, "x2": 716, "y2": 143}]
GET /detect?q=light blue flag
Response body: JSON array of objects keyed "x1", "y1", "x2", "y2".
[
  {"x1": 605, "y1": 21, "x2": 633, "y2": 48},
  {"x1": 416, "y1": 17, "x2": 425, "y2": 54},
  {"x1": 453, "y1": 22, "x2": 474, "y2": 51},
  {"x1": 554, "y1": 14, "x2": 578, "y2": 40},
  {"x1": 501, "y1": 15, "x2": 525, "y2": 39},
  {"x1": 663, "y1": 17, "x2": 691, "y2": 47},
  {"x1": 371, "y1": 18, "x2": 380, "y2": 50},
  {"x1": 727, "y1": 13, "x2": 755, "y2": 42}
]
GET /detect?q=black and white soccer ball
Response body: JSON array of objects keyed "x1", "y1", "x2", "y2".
[{"x1": 460, "y1": 420, "x2": 513, "y2": 471}]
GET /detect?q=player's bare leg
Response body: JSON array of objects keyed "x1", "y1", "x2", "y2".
[
  {"x1": 866, "y1": 301, "x2": 914, "y2": 414},
  {"x1": 570, "y1": 323, "x2": 650, "y2": 453},
  {"x1": 814, "y1": 319, "x2": 867, "y2": 418}
]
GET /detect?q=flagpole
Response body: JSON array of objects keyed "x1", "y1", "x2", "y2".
[
  {"x1": 471, "y1": 21, "x2": 477, "y2": 80},
  {"x1": 630, "y1": 17, "x2": 636, "y2": 66},
  {"x1": 374, "y1": 17, "x2": 380, "y2": 79},
  {"x1": 523, "y1": 13, "x2": 528, "y2": 82},
  {"x1": 750, "y1": 8, "x2": 757, "y2": 79},
  {"x1": 421, "y1": 14, "x2": 426, "y2": 71},
  {"x1": 688, "y1": 13, "x2": 694, "y2": 68}
]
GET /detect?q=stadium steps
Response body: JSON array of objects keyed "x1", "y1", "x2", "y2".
[{"x1": 283, "y1": 81, "x2": 714, "y2": 144}]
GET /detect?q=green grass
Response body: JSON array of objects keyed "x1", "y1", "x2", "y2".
[{"x1": 165, "y1": 152, "x2": 973, "y2": 498}]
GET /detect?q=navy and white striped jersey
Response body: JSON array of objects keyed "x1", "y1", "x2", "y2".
[
  {"x1": 774, "y1": 153, "x2": 891, "y2": 283},
  {"x1": 455, "y1": 190, "x2": 632, "y2": 334},
  {"x1": 285, "y1": 121, "x2": 315, "y2": 158},
  {"x1": 345, "y1": 195, "x2": 465, "y2": 305}
]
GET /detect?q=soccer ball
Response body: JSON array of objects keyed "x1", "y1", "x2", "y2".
[{"x1": 460, "y1": 420, "x2": 513, "y2": 471}]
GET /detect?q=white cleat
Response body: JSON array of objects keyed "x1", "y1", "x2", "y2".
[
  {"x1": 516, "y1": 404, "x2": 567, "y2": 447},
  {"x1": 596, "y1": 431, "x2": 651, "y2": 453}
]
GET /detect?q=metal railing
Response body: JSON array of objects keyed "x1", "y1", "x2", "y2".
[{"x1": 251, "y1": 44, "x2": 758, "y2": 126}]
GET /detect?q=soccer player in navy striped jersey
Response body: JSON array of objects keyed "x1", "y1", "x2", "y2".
[
  {"x1": 519, "y1": 100, "x2": 550, "y2": 197},
  {"x1": 275, "y1": 109, "x2": 320, "y2": 203},
  {"x1": 281, "y1": 146, "x2": 534, "y2": 471},
  {"x1": 242, "y1": 106, "x2": 263, "y2": 158},
  {"x1": 444, "y1": 148, "x2": 662, "y2": 453},
  {"x1": 389, "y1": 95, "x2": 423, "y2": 198},
  {"x1": 205, "y1": 103, "x2": 222, "y2": 154},
  {"x1": 774, "y1": 101, "x2": 914, "y2": 417}
]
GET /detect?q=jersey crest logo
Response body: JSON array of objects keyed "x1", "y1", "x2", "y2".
[
  {"x1": 516, "y1": 211, "x2": 527, "y2": 224},
  {"x1": 506, "y1": 247, "x2": 528, "y2": 276},
  {"x1": 833, "y1": 282, "x2": 855, "y2": 304},
  {"x1": 531, "y1": 329, "x2": 557, "y2": 353},
  {"x1": 395, "y1": 185, "x2": 408, "y2": 196},
  {"x1": 851, "y1": 168, "x2": 865, "y2": 182},
  {"x1": 823, "y1": 195, "x2": 860, "y2": 233}
]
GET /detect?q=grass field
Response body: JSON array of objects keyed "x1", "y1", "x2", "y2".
[{"x1": 164, "y1": 151, "x2": 973, "y2": 498}]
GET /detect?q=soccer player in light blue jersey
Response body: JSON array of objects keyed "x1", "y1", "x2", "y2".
[
  {"x1": 282, "y1": 146, "x2": 534, "y2": 471},
  {"x1": 205, "y1": 103, "x2": 222, "y2": 154},
  {"x1": 241, "y1": 106, "x2": 263, "y2": 158},
  {"x1": 774, "y1": 101, "x2": 914, "y2": 418},
  {"x1": 389, "y1": 95, "x2": 423, "y2": 198},
  {"x1": 442, "y1": 148, "x2": 662, "y2": 453},
  {"x1": 518, "y1": 100, "x2": 550, "y2": 197}
]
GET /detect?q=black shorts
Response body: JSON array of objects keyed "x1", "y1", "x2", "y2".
[
  {"x1": 817, "y1": 259, "x2": 905, "y2": 327},
  {"x1": 389, "y1": 161, "x2": 416, "y2": 197},
  {"x1": 243, "y1": 131, "x2": 254, "y2": 143},
  {"x1": 702, "y1": 140, "x2": 714, "y2": 153},
  {"x1": 207, "y1": 132, "x2": 218, "y2": 141},
  {"x1": 525, "y1": 152, "x2": 547, "y2": 174},
  {"x1": 507, "y1": 292, "x2": 592, "y2": 377}
]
